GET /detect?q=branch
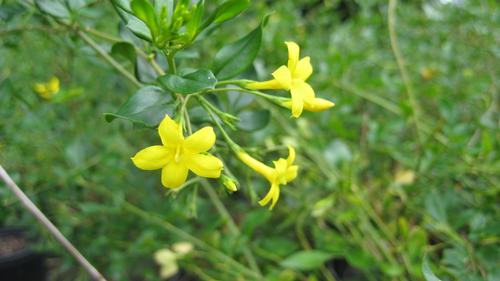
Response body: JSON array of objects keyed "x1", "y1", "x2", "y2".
[
  {"x1": 388, "y1": 0, "x2": 424, "y2": 145},
  {"x1": 77, "y1": 30, "x2": 142, "y2": 87},
  {"x1": 0, "y1": 165, "x2": 107, "y2": 281}
]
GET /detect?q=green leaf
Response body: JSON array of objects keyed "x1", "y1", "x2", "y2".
[
  {"x1": 131, "y1": 0, "x2": 159, "y2": 37},
  {"x1": 212, "y1": 0, "x2": 249, "y2": 24},
  {"x1": 345, "y1": 247, "x2": 376, "y2": 270},
  {"x1": 157, "y1": 69, "x2": 217, "y2": 94},
  {"x1": 35, "y1": 0, "x2": 70, "y2": 18},
  {"x1": 237, "y1": 109, "x2": 270, "y2": 131},
  {"x1": 381, "y1": 263, "x2": 404, "y2": 277},
  {"x1": 280, "y1": 250, "x2": 333, "y2": 271},
  {"x1": 212, "y1": 22, "x2": 262, "y2": 79},
  {"x1": 126, "y1": 15, "x2": 152, "y2": 41},
  {"x1": 111, "y1": 42, "x2": 136, "y2": 68},
  {"x1": 104, "y1": 86, "x2": 174, "y2": 127},
  {"x1": 110, "y1": 0, "x2": 131, "y2": 12},
  {"x1": 422, "y1": 256, "x2": 442, "y2": 281}
]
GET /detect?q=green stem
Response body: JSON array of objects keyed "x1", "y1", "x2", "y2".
[
  {"x1": 215, "y1": 79, "x2": 253, "y2": 86},
  {"x1": 333, "y1": 79, "x2": 449, "y2": 146},
  {"x1": 77, "y1": 31, "x2": 141, "y2": 87},
  {"x1": 83, "y1": 27, "x2": 165, "y2": 75},
  {"x1": 209, "y1": 87, "x2": 288, "y2": 105},
  {"x1": 197, "y1": 96, "x2": 240, "y2": 153},
  {"x1": 166, "y1": 52, "x2": 177, "y2": 74},
  {"x1": 83, "y1": 181, "x2": 260, "y2": 280},
  {"x1": 0, "y1": 25, "x2": 64, "y2": 36},
  {"x1": 200, "y1": 180, "x2": 262, "y2": 276},
  {"x1": 388, "y1": 0, "x2": 424, "y2": 146},
  {"x1": 295, "y1": 213, "x2": 338, "y2": 281}
]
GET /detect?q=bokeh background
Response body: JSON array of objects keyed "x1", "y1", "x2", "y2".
[{"x1": 1, "y1": 0, "x2": 499, "y2": 280}]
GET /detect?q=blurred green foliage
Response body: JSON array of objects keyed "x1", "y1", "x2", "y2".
[{"x1": 1, "y1": 0, "x2": 499, "y2": 280}]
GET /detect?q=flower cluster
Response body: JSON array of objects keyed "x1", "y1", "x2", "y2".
[
  {"x1": 131, "y1": 41, "x2": 334, "y2": 210},
  {"x1": 34, "y1": 77, "x2": 60, "y2": 100}
]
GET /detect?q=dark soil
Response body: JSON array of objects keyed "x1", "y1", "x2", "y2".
[{"x1": 0, "y1": 235, "x2": 26, "y2": 257}]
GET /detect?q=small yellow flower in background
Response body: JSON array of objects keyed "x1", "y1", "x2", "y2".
[
  {"x1": 34, "y1": 76, "x2": 60, "y2": 99},
  {"x1": 131, "y1": 115, "x2": 223, "y2": 188},
  {"x1": 420, "y1": 67, "x2": 436, "y2": 81},
  {"x1": 247, "y1": 41, "x2": 335, "y2": 118},
  {"x1": 394, "y1": 169, "x2": 416, "y2": 185},
  {"x1": 154, "y1": 249, "x2": 178, "y2": 279},
  {"x1": 154, "y1": 242, "x2": 193, "y2": 279},
  {"x1": 171, "y1": 242, "x2": 194, "y2": 256},
  {"x1": 238, "y1": 146, "x2": 298, "y2": 210}
]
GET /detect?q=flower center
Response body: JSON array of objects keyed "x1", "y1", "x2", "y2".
[
  {"x1": 276, "y1": 173, "x2": 288, "y2": 185},
  {"x1": 272, "y1": 159, "x2": 289, "y2": 185},
  {"x1": 174, "y1": 146, "x2": 183, "y2": 163}
]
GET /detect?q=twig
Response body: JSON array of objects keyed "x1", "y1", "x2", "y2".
[
  {"x1": 83, "y1": 27, "x2": 166, "y2": 76},
  {"x1": 77, "y1": 30, "x2": 142, "y2": 87},
  {"x1": 200, "y1": 180, "x2": 262, "y2": 276},
  {"x1": 0, "y1": 165, "x2": 107, "y2": 281},
  {"x1": 388, "y1": 0, "x2": 425, "y2": 146},
  {"x1": 0, "y1": 25, "x2": 64, "y2": 36},
  {"x1": 79, "y1": 180, "x2": 261, "y2": 280}
]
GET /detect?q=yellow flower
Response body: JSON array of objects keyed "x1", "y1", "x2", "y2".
[
  {"x1": 237, "y1": 146, "x2": 298, "y2": 210},
  {"x1": 154, "y1": 249, "x2": 178, "y2": 279},
  {"x1": 131, "y1": 115, "x2": 223, "y2": 188},
  {"x1": 34, "y1": 77, "x2": 60, "y2": 99},
  {"x1": 247, "y1": 42, "x2": 335, "y2": 117}
]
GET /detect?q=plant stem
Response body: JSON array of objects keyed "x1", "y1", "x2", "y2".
[
  {"x1": 82, "y1": 27, "x2": 166, "y2": 76},
  {"x1": 0, "y1": 165, "x2": 107, "y2": 281},
  {"x1": 388, "y1": 0, "x2": 424, "y2": 146},
  {"x1": 295, "y1": 213, "x2": 338, "y2": 281},
  {"x1": 197, "y1": 96, "x2": 240, "y2": 153},
  {"x1": 200, "y1": 180, "x2": 262, "y2": 276},
  {"x1": 80, "y1": 180, "x2": 260, "y2": 280},
  {"x1": 0, "y1": 25, "x2": 64, "y2": 36},
  {"x1": 209, "y1": 87, "x2": 288, "y2": 104},
  {"x1": 167, "y1": 52, "x2": 177, "y2": 74},
  {"x1": 215, "y1": 79, "x2": 252, "y2": 86},
  {"x1": 333, "y1": 80, "x2": 449, "y2": 146},
  {"x1": 77, "y1": 31, "x2": 142, "y2": 87},
  {"x1": 122, "y1": 200, "x2": 260, "y2": 279}
]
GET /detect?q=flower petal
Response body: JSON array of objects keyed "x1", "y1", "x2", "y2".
[
  {"x1": 131, "y1": 145, "x2": 170, "y2": 170},
  {"x1": 186, "y1": 153, "x2": 223, "y2": 178},
  {"x1": 161, "y1": 162, "x2": 189, "y2": 188},
  {"x1": 292, "y1": 80, "x2": 315, "y2": 100},
  {"x1": 48, "y1": 77, "x2": 60, "y2": 93},
  {"x1": 34, "y1": 83, "x2": 47, "y2": 94},
  {"x1": 271, "y1": 66, "x2": 292, "y2": 90},
  {"x1": 185, "y1": 127, "x2": 216, "y2": 153},
  {"x1": 286, "y1": 165, "x2": 298, "y2": 182},
  {"x1": 154, "y1": 249, "x2": 176, "y2": 265},
  {"x1": 293, "y1": 56, "x2": 313, "y2": 81},
  {"x1": 246, "y1": 79, "x2": 284, "y2": 90},
  {"x1": 237, "y1": 152, "x2": 274, "y2": 181},
  {"x1": 289, "y1": 94, "x2": 303, "y2": 117},
  {"x1": 290, "y1": 81, "x2": 316, "y2": 117},
  {"x1": 304, "y1": 98, "x2": 335, "y2": 112},
  {"x1": 158, "y1": 115, "x2": 184, "y2": 147},
  {"x1": 258, "y1": 184, "x2": 280, "y2": 210},
  {"x1": 285, "y1": 41, "x2": 300, "y2": 71}
]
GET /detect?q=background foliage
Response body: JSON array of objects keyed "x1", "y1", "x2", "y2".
[{"x1": 1, "y1": 0, "x2": 499, "y2": 280}]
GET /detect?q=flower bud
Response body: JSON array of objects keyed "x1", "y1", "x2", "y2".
[{"x1": 221, "y1": 175, "x2": 238, "y2": 192}]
